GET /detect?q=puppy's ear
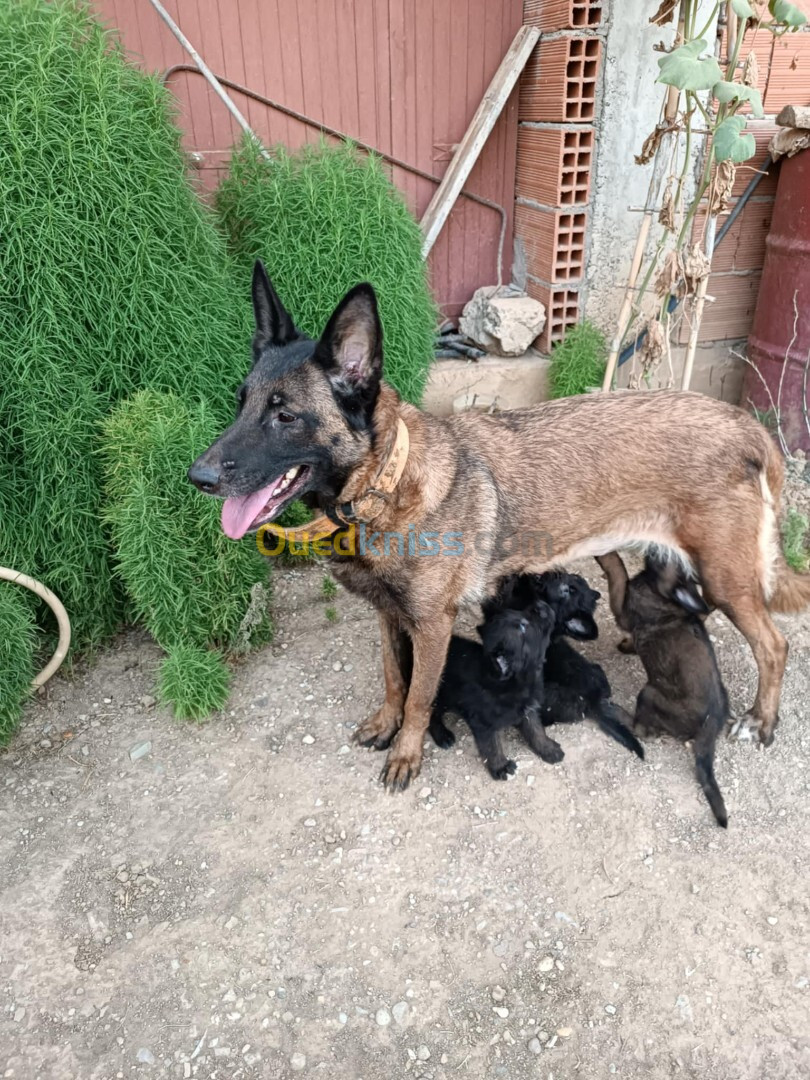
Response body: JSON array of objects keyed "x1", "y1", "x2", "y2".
[
  {"x1": 672, "y1": 583, "x2": 710, "y2": 616},
  {"x1": 314, "y1": 283, "x2": 383, "y2": 430},
  {"x1": 252, "y1": 260, "x2": 298, "y2": 351},
  {"x1": 564, "y1": 612, "x2": 599, "y2": 640}
]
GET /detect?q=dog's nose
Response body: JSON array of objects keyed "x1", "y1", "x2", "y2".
[{"x1": 188, "y1": 461, "x2": 221, "y2": 493}]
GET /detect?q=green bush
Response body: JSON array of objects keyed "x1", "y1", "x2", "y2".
[
  {"x1": 215, "y1": 138, "x2": 437, "y2": 404},
  {"x1": 0, "y1": 0, "x2": 251, "y2": 652},
  {"x1": 102, "y1": 391, "x2": 272, "y2": 655},
  {"x1": 783, "y1": 507, "x2": 810, "y2": 573},
  {"x1": 548, "y1": 322, "x2": 607, "y2": 399},
  {"x1": 158, "y1": 645, "x2": 231, "y2": 722},
  {"x1": 0, "y1": 586, "x2": 37, "y2": 744}
]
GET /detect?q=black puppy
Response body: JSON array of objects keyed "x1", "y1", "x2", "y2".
[
  {"x1": 428, "y1": 604, "x2": 562, "y2": 779},
  {"x1": 483, "y1": 571, "x2": 644, "y2": 759},
  {"x1": 598, "y1": 552, "x2": 728, "y2": 827}
]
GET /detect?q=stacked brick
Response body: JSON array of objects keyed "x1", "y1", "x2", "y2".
[
  {"x1": 516, "y1": 1, "x2": 603, "y2": 351},
  {"x1": 686, "y1": 27, "x2": 810, "y2": 344}
]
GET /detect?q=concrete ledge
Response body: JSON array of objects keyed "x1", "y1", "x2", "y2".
[{"x1": 423, "y1": 350, "x2": 552, "y2": 416}]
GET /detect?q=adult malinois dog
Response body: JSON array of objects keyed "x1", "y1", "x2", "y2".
[{"x1": 189, "y1": 263, "x2": 810, "y2": 791}]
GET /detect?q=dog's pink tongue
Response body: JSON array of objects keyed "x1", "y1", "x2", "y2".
[{"x1": 221, "y1": 483, "x2": 277, "y2": 540}]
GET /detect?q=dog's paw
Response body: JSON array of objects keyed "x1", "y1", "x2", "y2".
[
  {"x1": 354, "y1": 706, "x2": 400, "y2": 751},
  {"x1": 488, "y1": 759, "x2": 517, "y2": 781},
  {"x1": 537, "y1": 739, "x2": 564, "y2": 765},
  {"x1": 430, "y1": 721, "x2": 456, "y2": 750},
  {"x1": 379, "y1": 743, "x2": 423, "y2": 793}
]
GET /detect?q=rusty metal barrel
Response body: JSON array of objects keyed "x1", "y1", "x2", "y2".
[{"x1": 745, "y1": 147, "x2": 810, "y2": 453}]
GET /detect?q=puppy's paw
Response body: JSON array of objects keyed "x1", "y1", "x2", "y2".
[
  {"x1": 537, "y1": 739, "x2": 564, "y2": 765},
  {"x1": 430, "y1": 720, "x2": 456, "y2": 750},
  {"x1": 487, "y1": 759, "x2": 517, "y2": 781}
]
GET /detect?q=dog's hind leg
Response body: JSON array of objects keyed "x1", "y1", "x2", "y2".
[
  {"x1": 696, "y1": 556, "x2": 787, "y2": 746},
  {"x1": 694, "y1": 714, "x2": 728, "y2": 827},
  {"x1": 519, "y1": 711, "x2": 564, "y2": 764},
  {"x1": 429, "y1": 711, "x2": 456, "y2": 749},
  {"x1": 380, "y1": 611, "x2": 456, "y2": 792},
  {"x1": 356, "y1": 613, "x2": 411, "y2": 751}
]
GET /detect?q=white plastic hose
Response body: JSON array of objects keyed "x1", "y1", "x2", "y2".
[{"x1": 0, "y1": 568, "x2": 71, "y2": 687}]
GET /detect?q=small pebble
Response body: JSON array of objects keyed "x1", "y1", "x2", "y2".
[
  {"x1": 527, "y1": 1038, "x2": 542, "y2": 1055},
  {"x1": 605, "y1": 1004, "x2": 616, "y2": 1015},
  {"x1": 416, "y1": 1045, "x2": 430, "y2": 1061},
  {"x1": 493, "y1": 1007, "x2": 509, "y2": 1019},
  {"x1": 140, "y1": 695, "x2": 156, "y2": 708},
  {"x1": 302, "y1": 735, "x2": 315, "y2": 745},
  {"x1": 304, "y1": 819, "x2": 316, "y2": 828},
  {"x1": 375, "y1": 1007, "x2": 391, "y2": 1027},
  {"x1": 418, "y1": 787, "x2": 432, "y2": 799},
  {"x1": 290, "y1": 1052, "x2": 307, "y2": 1071},
  {"x1": 557, "y1": 1027, "x2": 573, "y2": 1038},
  {"x1": 491, "y1": 986, "x2": 506, "y2": 1002},
  {"x1": 392, "y1": 1001, "x2": 409, "y2": 1025},
  {"x1": 129, "y1": 740, "x2": 151, "y2": 762},
  {"x1": 538, "y1": 956, "x2": 554, "y2": 973},
  {"x1": 333, "y1": 662, "x2": 343, "y2": 672},
  {"x1": 136, "y1": 1048, "x2": 155, "y2": 1065},
  {"x1": 767, "y1": 916, "x2": 778, "y2": 925}
]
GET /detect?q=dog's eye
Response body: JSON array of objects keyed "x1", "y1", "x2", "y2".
[{"x1": 276, "y1": 410, "x2": 297, "y2": 424}]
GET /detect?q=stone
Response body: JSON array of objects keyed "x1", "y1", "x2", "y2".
[
  {"x1": 302, "y1": 735, "x2": 315, "y2": 745},
  {"x1": 459, "y1": 285, "x2": 546, "y2": 357},
  {"x1": 528, "y1": 1038, "x2": 542, "y2": 1054},
  {"x1": 776, "y1": 104, "x2": 810, "y2": 130},
  {"x1": 375, "y1": 1008, "x2": 391, "y2": 1027},
  {"x1": 136, "y1": 1048, "x2": 156, "y2": 1065},
  {"x1": 493, "y1": 1007, "x2": 509, "y2": 1019},
  {"x1": 392, "y1": 1001, "x2": 409, "y2": 1026},
  {"x1": 416, "y1": 1045, "x2": 430, "y2": 1061},
  {"x1": 605, "y1": 1004, "x2": 617, "y2": 1015},
  {"x1": 140, "y1": 695, "x2": 156, "y2": 708},
  {"x1": 538, "y1": 956, "x2": 554, "y2": 973},
  {"x1": 290, "y1": 1051, "x2": 307, "y2": 1071},
  {"x1": 129, "y1": 741, "x2": 151, "y2": 762}
]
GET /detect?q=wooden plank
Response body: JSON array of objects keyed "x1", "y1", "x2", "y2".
[{"x1": 420, "y1": 23, "x2": 540, "y2": 257}]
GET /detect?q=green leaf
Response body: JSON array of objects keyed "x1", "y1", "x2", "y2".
[
  {"x1": 769, "y1": 0, "x2": 808, "y2": 27},
  {"x1": 712, "y1": 80, "x2": 765, "y2": 117},
  {"x1": 657, "y1": 39, "x2": 724, "y2": 91},
  {"x1": 731, "y1": 0, "x2": 754, "y2": 15},
  {"x1": 713, "y1": 116, "x2": 756, "y2": 162}
]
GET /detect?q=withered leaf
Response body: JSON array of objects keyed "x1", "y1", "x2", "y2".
[{"x1": 650, "y1": 0, "x2": 679, "y2": 25}]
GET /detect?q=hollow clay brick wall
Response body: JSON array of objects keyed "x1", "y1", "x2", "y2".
[{"x1": 516, "y1": 1, "x2": 604, "y2": 351}]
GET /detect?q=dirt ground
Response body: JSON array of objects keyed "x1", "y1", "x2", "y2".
[{"x1": 2, "y1": 560, "x2": 809, "y2": 1080}]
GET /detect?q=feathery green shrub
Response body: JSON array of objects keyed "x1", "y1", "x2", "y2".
[
  {"x1": 102, "y1": 391, "x2": 272, "y2": 654},
  {"x1": 0, "y1": 586, "x2": 37, "y2": 744},
  {"x1": 548, "y1": 322, "x2": 607, "y2": 399},
  {"x1": 0, "y1": 0, "x2": 251, "y2": 652},
  {"x1": 158, "y1": 645, "x2": 231, "y2": 722},
  {"x1": 215, "y1": 138, "x2": 437, "y2": 403}
]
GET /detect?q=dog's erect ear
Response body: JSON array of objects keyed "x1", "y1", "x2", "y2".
[
  {"x1": 314, "y1": 284, "x2": 383, "y2": 427},
  {"x1": 672, "y1": 583, "x2": 711, "y2": 616},
  {"x1": 564, "y1": 612, "x2": 599, "y2": 640},
  {"x1": 252, "y1": 260, "x2": 298, "y2": 350}
]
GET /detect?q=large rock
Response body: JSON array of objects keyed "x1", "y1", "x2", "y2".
[{"x1": 459, "y1": 285, "x2": 546, "y2": 356}]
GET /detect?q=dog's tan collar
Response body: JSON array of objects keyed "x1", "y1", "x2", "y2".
[{"x1": 267, "y1": 418, "x2": 410, "y2": 543}]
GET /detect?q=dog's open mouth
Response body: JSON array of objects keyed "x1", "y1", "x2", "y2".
[{"x1": 221, "y1": 465, "x2": 310, "y2": 540}]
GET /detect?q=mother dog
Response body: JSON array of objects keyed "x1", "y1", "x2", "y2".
[{"x1": 189, "y1": 264, "x2": 810, "y2": 790}]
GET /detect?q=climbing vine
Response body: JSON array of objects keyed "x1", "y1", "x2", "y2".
[{"x1": 605, "y1": 0, "x2": 808, "y2": 390}]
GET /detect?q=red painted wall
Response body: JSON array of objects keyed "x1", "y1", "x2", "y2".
[{"x1": 93, "y1": 0, "x2": 524, "y2": 318}]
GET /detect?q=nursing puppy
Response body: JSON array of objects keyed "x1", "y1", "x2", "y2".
[
  {"x1": 483, "y1": 571, "x2": 644, "y2": 759},
  {"x1": 428, "y1": 604, "x2": 561, "y2": 779},
  {"x1": 598, "y1": 553, "x2": 728, "y2": 827}
]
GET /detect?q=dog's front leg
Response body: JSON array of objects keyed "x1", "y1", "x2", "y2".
[
  {"x1": 379, "y1": 613, "x2": 454, "y2": 792},
  {"x1": 355, "y1": 613, "x2": 410, "y2": 751}
]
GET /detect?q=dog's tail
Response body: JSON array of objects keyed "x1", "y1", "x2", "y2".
[
  {"x1": 597, "y1": 702, "x2": 645, "y2": 760},
  {"x1": 768, "y1": 562, "x2": 810, "y2": 613},
  {"x1": 694, "y1": 714, "x2": 728, "y2": 828},
  {"x1": 757, "y1": 444, "x2": 810, "y2": 613}
]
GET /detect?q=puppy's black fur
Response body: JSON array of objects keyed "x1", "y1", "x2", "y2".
[
  {"x1": 601, "y1": 553, "x2": 728, "y2": 827},
  {"x1": 483, "y1": 571, "x2": 644, "y2": 759},
  {"x1": 428, "y1": 605, "x2": 562, "y2": 779}
]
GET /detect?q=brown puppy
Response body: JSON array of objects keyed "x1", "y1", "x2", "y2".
[
  {"x1": 598, "y1": 553, "x2": 728, "y2": 827},
  {"x1": 189, "y1": 264, "x2": 810, "y2": 791}
]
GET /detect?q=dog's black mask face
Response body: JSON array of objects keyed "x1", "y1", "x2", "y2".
[
  {"x1": 187, "y1": 261, "x2": 383, "y2": 539},
  {"x1": 478, "y1": 604, "x2": 554, "y2": 683},
  {"x1": 532, "y1": 571, "x2": 601, "y2": 640},
  {"x1": 632, "y1": 555, "x2": 710, "y2": 621}
]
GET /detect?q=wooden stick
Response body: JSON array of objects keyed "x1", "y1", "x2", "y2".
[
  {"x1": 680, "y1": 215, "x2": 717, "y2": 390},
  {"x1": 420, "y1": 25, "x2": 540, "y2": 258}
]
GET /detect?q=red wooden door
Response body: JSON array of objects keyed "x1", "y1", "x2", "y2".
[{"x1": 93, "y1": 0, "x2": 524, "y2": 317}]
